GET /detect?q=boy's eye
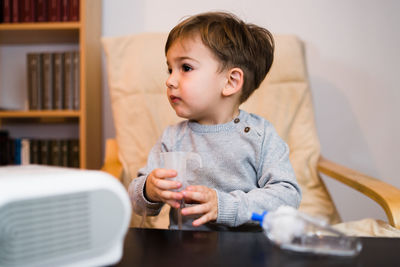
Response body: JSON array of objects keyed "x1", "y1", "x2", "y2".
[
  {"x1": 167, "y1": 68, "x2": 172, "y2": 74},
  {"x1": 182, "y1": 64, "x2": 192, "y2": 72}
]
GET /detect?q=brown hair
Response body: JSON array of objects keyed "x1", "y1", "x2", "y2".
[{"x1": 165, "y1": 12, "x2": 274, "y2": 103}]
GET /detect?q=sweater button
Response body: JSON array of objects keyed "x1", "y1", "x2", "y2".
[
  {"x1": 244, "y1": 127, "x2": 250, "y2": 133},
  {"x1": 234, "y1": 118, "x2": 240, "y2": 123}
]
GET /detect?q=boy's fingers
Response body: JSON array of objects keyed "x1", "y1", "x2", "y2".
[
  {"x1": 166, "y1": 200, "x2": 181, "y2": 209},
  {"x1": 182, "y1": 190, "x2": 207, "y2": 203},
  {"x1": 185, "y1": 185, "x2": 207, "y2": 192},
  {"x1": 153, "y1": 178, "x2": 182, "y2": 191},
  {"x1": 181, "y1": 203, "x2": 209, "y2": 216},
  {"x1": 153, "y1": 168, "x2": 177, "y2": 179},
  {"x1": 192, "y1": 213, "x2": 213, "y2": 227},
  {"x1": 160, "y1": 190, "x2": 183, "y2": 201}
]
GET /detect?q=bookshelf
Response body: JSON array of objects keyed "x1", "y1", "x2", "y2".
[{"x1": 0, "y1": 0, "x2": 102, "y2": 169}]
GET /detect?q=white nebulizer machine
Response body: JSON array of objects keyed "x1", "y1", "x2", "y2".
[
  {"x1": 251, "y1": 206, "x2": 362, "y2": 256},
  {"x1": 0, "y1": 165, "x2": 131, "y2": 267}
]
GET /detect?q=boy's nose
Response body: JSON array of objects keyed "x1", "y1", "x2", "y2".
[{"x1": 166, "y1": 73, "x2": 178, "y2": 89}]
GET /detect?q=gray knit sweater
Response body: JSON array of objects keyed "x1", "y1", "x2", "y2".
[{"x1": 129, "y1": 110, "x2": 301, "y2": 231}]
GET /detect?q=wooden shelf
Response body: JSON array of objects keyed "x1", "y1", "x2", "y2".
[
  {"x1": 0, "y1": 23, "x2": 79, "y2": 44},
  {"x1": 0, "y1": 22, "x2": 81, "y2": 31},
  {"x1": 0, "y1": 110, "x2": 80, "y2": 118}
]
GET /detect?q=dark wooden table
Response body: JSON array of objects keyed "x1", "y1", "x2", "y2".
[{"x1": 114, "y1": 228, "x2": 400, "y2": 267}]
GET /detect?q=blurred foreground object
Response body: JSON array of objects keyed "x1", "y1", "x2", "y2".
[{"x1": 0, "y1": 165, "x2": 131, "y2": 267}]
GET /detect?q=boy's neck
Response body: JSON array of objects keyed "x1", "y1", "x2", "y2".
[{"x1": 193, "y1": 107, "x2": 240, "y2": 125}]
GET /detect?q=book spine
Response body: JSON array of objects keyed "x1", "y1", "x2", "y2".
[
  {"x1": 73, "y1": 51, "x2": 80, "y2": 110},
  {"x1": 63, "y1": 51, "x2": 73, "y2": 109},
  {"x1": 21, "y1": 138, "x2": 30, "y2": 165},
  {"x1": 50, "y1": 139, "x2": 61, "y2": 166},
  {"x1": 48, "y1": 0, "x2": 61, "y2": 22},
  {"x1": 8, "y1": 138, "x2": 15, "y2": 164},
  {"x1": 36, "y1": 0, "x2": 47, "y2": 22},
  {"x1": 12, "y1": 138, "x2": 21, "y2": 165},
  {"x1": 61, "y1": 0, "x2": 68, "y2": 21},
  {"x1": 69, "y1": 0, "x2": 79, "y2": 21},
  {"x1": 37, "y1": 54, "x2": 43, "y2": 110},
  {"x1": 27, "y1": 54, "x2": 36, "y2": 110},
  {"x1": 0, "y1": 0, "x2": 4, "y2": 23},
  {"x1": 42, "y1": 53, "x2": 54, "y2": 110},
  {"x1": 20, "y1": 0, "x2": 35, "y2": 22},
  {"x1": 27, "y1": 53, "x2": 42, "y2": 110},
  {"x1": 40, "y1": 139, "x2": 50, "y2": 165},
  {"x1": 60, "y1": 139, "x2": 69, "y2": 167},
  {"x1": 11, "y1": 0, "x2": 18, "y2": 22},
  {"x1": 0, "y1": 130, "x2": 9, "y2": 165},
  {"x1": 30, "y1": 139, "x2": 40, "y2": 164},
  {"x1": 69, "y1": 139, "x2": 79, "y2": 168},
  {"x1": 3, "y1": 0, "x2": 12, "y2": 23},
  {"x1": 53, "y1": 52, "x2": 64, "y2": 110}
]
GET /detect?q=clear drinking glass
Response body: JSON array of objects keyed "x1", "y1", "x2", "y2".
[
  {"x1": 160, "y1": 152, "x2": 202, "y2": 191},
  {"x1": 160, "y1": 152, "x2": 202, "y2": 229}
]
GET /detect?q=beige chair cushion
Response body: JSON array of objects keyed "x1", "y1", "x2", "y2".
[{"x1": 103, "y1": 33, "x2": 398, "y2": 236}]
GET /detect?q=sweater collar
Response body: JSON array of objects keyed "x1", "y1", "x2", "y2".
[{"x1": 188, "y1": 109, "x2": 247, "y2": 133}]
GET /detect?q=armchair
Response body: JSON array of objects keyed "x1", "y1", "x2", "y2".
[{"x1": 102, "y1": 33, "x2": 400, "y2": 236}]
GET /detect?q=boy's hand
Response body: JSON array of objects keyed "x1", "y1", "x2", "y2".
[
  {"x1": 145, "y1": 168, "x2": 183, "y2": 209},
  {"x1": 181, "y1": 185, "x2": 218, "y2": 227}
]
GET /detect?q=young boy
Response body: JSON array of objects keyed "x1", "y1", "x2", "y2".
[{"x1": 129, "y1": 12, "x2": 301, "y2": 231}]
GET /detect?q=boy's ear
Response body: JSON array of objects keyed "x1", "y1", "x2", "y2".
[{"x1": 222, "y1": 68, "x2": 244, "y2": 97}]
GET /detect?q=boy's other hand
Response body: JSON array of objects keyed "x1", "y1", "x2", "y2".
[
  {"x1": 145, "y1": 168, "x2": 183, "y2": 209},
  {"x1": 181, "y1": 185, "x2": 218, "y2": 227}
]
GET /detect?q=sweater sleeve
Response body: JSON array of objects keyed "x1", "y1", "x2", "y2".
[
  {"x1": 128, "y1": 136, "x2": 166, "y2": 216},
  {"x1": 216, "y1": 125, "x2": 302, "y2": 227}
]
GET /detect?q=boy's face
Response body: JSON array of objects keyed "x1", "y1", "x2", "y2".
[{"x1": 166, "y1": 35, "x2": 229, "y2": 124}]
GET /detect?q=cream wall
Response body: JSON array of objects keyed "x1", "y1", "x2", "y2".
[{"x1": 101, "y1": 0, "x2": 400, "y2": 223}]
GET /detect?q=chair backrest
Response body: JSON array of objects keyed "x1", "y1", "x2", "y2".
[{"x1": 102, "y1": 33, "x2": 341, "y2": 227}]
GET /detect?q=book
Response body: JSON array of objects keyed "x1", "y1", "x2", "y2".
[
  {"x1": 36, "y1": 0, "x2": 47, "y2": 22},
  {"x1": 61, "y1": 0, "x2": 68, "y2": 21},
  {"x1": 73, "y1": 51, "x2": 80, "y2": 110},
  {"x1": 11, "y1": 0, "x2": 18, "y2": 22},
  {"x1": 27, "y1": 53, "x2": 43, "y2": 110},
  {"x1": 0, "y1": 0, "x2": 4, "y2": 23},
  {"x1": 14, "y1": 138, "x2": 22, "y2": 164},
  {"x1": 0, "y1": 130, "x2": 9, "y2": 165},
  {"x1": 70, "y1": 0, "x2": 79, "y2": 21},
  {"x1": 60, "y1": 139, "x2": 69, "y2": 167},
  {"x1": 40, "y1": 139, "x2": 50, "y2": 165},
  {"x1": 63, "y1": 51, "x2": 74, "y2": 109},
  {"x1": 3, "y1": 0, "x2": 11, "y2": 23},
  {"x1": 69, "y1": 139, "x2": 79, "y2": 168},
  {"x1": 21, "y1": 138, "x2": 30, "y2": 165},
  {"x1": 30, "y1": 139, "x2": 40, "y2": 164},
  {"x1": 20, "y1": 0, "x2": 35, "y2": 22},
  {"x1": 42, "y1": 53, "x2": 54, "y2": 110},
  {"x1": 53, "y1": 52, "x2": 64, "y2": 110},
  {"x1": 48, "y1": 0, "x2": 61, "y2": 22},
  {"x1": 50, "y1": 139, "x2": 62, "y2": 166},
  {"x1": 7, "y1": 138, "x2": 15, "y2": 164}
]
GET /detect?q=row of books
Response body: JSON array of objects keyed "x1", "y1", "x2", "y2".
[
  {"x1": 0, "y1": 133, "x2": 79, "y2": 167},
  {"x1": 27, "y1": 51, "x2": 80, "y2": 110},
  {"x1": 0, "y1": 0, "x2": 79, "y2": 23}
]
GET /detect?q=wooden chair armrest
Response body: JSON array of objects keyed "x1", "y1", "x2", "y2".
[
  {"x1": 317, "y1": 156, "x2": 400, "y2": 229},
  {"x1": 101, "y1": 139, "x2": 123, "y2": 181}
]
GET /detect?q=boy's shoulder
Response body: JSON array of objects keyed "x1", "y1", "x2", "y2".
[
  {"x1": 164, "y1": 120, "x2": 188, "y2": 133},
  {"x1": 241, "y1": 110, "x2": 274, "y2": 134},
  {"x1": 160, "y1": 120, "x2": 189, "y2": 140}
]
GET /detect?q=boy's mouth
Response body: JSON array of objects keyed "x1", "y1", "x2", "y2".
[{"x1": 170, "y1": 95, "x2": 182, "y2": 103}]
